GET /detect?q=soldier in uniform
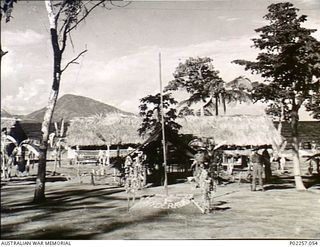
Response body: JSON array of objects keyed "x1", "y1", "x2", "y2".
[{"x1": 250, "y1": 149, "x2": 264, "y2": 191}]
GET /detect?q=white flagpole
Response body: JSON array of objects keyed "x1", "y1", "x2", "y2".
[{"x1": 159, "y1": 52, "x2": 168, "y2": 195}]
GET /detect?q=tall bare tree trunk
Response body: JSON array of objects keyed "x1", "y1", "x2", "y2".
[
  {"x1": 215, "y1": 95, "x2": 219, "y2": 116},
  {"x1": 34, "y1": 1, "x2": 61, "y2": 202},
  {"x1": 291, "y1": 105, "x2": 306, "y2": 191},
  {"x1": 278, "y1": 102, "x2": 284, "y2": 135},
  {"x1": 222, "y1": 95, "x2": 226, "y2": 114}
]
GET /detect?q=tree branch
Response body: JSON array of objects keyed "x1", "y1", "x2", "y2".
[
  {"x1": 1, "y1": 48, "x2": 8, "y2": 58},
  {"x1": 61, "y1": 49, "x2": 87, "y2": 73},
  {"x1": 66, "y1": 0, "x2": 106, "y2": 34},
  {"x1": 55, "y1": 0, "x2": 67, "y2": 27},
  {"x1": 60, "y1": 16, "x2": 72, "y2": 53}
]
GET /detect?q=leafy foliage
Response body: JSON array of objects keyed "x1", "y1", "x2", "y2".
[
  {"x1": 232, "y1": 2, "x2": 320, "y2": 190},
  {"x1": 164, "y1": 57, "x2": 225, "y2": 115},
  {"x1": 165, "y1": 57, "x2": 252, "y2": 116},
  {"x1": 178, "y1": 106, "x2": 195, "y2": 117},
  {"x1": 265, "y1": 102, "x2": 291, "y2": 121},
  {"x1": 305, "y1": 92, "x2": 320, "y2": 119},
  {"x1": 233, "y1": 2, "x2": 320, "y2": 120},
  {"x1": 138, "y1": 93, "x2": 181, "y2": 137},
  {"x1": 0, "y1": 0, "x2": 17, "y2": 22}
]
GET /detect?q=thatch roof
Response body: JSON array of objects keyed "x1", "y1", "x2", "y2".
[
  {"x1": 66, "y1": 114, "x2": 144, "y2": 146},
  {"x1": 177, "y1": 115, "x2": 283, "y2": 148},
  {"x1": 1, "y1": 117, "x2": 17, "y2": 131}
]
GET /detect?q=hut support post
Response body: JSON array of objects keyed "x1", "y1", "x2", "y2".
[
  {"x1": 53, "y1": 148, "x2": 58, "y2": 175},
  {"x1": 107, "y1": 144, "x2": 110, "y2": 166},
  {"x1": 113, "y1": 168, "x2": 117, "y2": 183},
  {"x1": 143, "y1": 164, "x2": 147, "y2": 186},
  {"x1": 77, "y1": 160, "x2": 81, "y2": 184},
  {"x1": 90, "y1": 171, "x2": 95, "y2": 186},
  {"x1": 117, "y1": 144, "x2": 120, "y2": 158},
  {"x1": 58, "y1": 143, "x2": 62, "y2": 168},
  {"x1": 159, "y1": 52, "x2": 168, "y2": 196}
]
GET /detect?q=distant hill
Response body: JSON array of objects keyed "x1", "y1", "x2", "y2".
[
  {"x1": 25, "y1": 94, "x2": 132, "y2": 122},
  {"x1": 1, "y1": 109, "x2": 13, "y2": 118}
]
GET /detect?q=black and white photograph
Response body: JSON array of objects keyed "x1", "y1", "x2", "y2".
[{"x1": 1, "y1": 0, "x2": 320, "y2": 241}]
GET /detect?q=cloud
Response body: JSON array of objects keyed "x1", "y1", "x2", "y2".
[
  {"x1": 302, "y1": 19, "x2": 320, "y2": 40},
  {"x1": 3, "y1": 29, "x2": 319, "y2": 116},
  {"x1": 1, "y1": 79, "x2": 50, "y2": 115},
  {"x1": 2, "y1": 29, "x2": 45, "y2": 47},
  {"x1": 0, "y1": 50, "x2": 24, "y2": 79},
  {"x1": 218, "y1": 16, "x2": 241, "y2": 22},
  {"x1": 57, "y1": 35, "x2": 260, "y2": 114},
  {"x1": 297, "y1": 0, "x2": 320, "y2": 6}
]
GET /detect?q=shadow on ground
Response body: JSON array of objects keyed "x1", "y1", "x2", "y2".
[
  {"x1": 2, "y1": 182, "x2": 189, "y2": 240},
  {"x1": 258, "y1": 174, "x2": 320, "y2": 191}
]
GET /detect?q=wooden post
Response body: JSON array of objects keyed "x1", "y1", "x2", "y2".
[
  {"x1": 77, "y1": 159, "x2": 81, "y2": 184},
  {"x1": 117, "y1": 144, "x2": 120, "y2": 158},
  {"x1": 53, "y1": 147, "x2": 58, "y2": 176},
  {"x1": 143, "y1": 164, "x2": 147, "y2": 186},
  {"x1": 159, "y1": 52, "x2": 168, "y2": 196},
  {"x1": 106, "y1": 144, "x2": 110, "y2": 166},
  {"x1": 58, "y1": 143, "x2": 61, "y2": 168},
  {"x1": 90, "y1": 172, "x2": 95, "y2": 186}
]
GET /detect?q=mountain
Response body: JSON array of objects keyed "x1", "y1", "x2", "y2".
[
  {"x1": 1, "y1": 109, "x2": 13, "y2": 118},
  {"x1": 25, "y1": 94, "x2": 132, "y2": 122}
]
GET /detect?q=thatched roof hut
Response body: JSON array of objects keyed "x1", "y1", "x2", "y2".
[
  {"x1": 1, "y1": 117, "x2": 27, "y2": 142},
  {"x1": 66, "y1": 114, "x2": 145, "y2": 147},
  {"x1": 1, "y1": 117, "x2": 17, "y2": 131},
  {"x1": 177, "y1": 115, "x2": 283, "y2": 149},
  {"x1": 1, "y1": 117, "x2": 28, "y2": 155}
]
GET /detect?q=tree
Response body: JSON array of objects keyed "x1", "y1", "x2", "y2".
[
  {"x1": 34, "y1": 0, "x2": 129, "y2": 202},
  {"x1": 0, "y1": 0, "x2": 17, "y2": 59},
  {"x1": 1, "y1": 131, "x2": 39, "y2": 178},
  {"x1": 250, "y1": 81, "x2": 291, "y2": 134},
  {"x1": 164, "y1": 57, "x2": 225, "y2": 116},
  {"x1": 305, "y1": 92, "x2": 320, "y2": 119},
  {"x1": 233, "y1": 2, "x2": 320, "y2": 190},
  {"x1": 164, "y1": 57, "x2": 252, "y2": 116},
  {"x1": 265, "y1": 102, "x2": 290, "y2": 134},
  {"x1": 138, "y1": 92, "x2": 181, "y2": 191},
  {"x1": 138, "y1": 93, "x2": 181, "y2": 137},
  {"x1": 0, "y1": 0, "x2": 16, "y2": 22}
]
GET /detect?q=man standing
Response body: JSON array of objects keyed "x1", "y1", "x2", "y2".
[
  {"x1": 250, "y1": 149, "x2": 264, "y2": 191},
  {"x1": 262, "y1": 148, "x2": 271, "y2": 183}
]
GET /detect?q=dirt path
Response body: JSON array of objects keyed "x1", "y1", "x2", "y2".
[{"x1": 1, "y1": 170, "x2": 320, "y2": 239}]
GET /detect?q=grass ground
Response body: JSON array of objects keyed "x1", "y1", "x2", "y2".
[{"x1": 1, "y1": 160, "x2": 320, "y2": 240}]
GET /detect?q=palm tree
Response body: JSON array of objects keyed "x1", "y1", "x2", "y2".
[
  {"x1": 1, "y1": 134, "x2": 39, "y2": 178},
  {"x1": 165, "y1": 58, "x2": 253, "y2": 116}
]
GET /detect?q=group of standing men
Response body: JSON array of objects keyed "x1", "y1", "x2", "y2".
[
  {"x1": 191, "y1": 146, "x2": 273, "y2": 193},
  {"x1": 250, "y1": 148, "x2": 271, "y2": 191}
]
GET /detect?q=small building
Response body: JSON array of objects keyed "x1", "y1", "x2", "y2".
[
  {"x1": 66, "y1": 114, "x2": 145, "y2": 164},
  {"x1": 1, "y1": 117, "x2": 28, "y2": 155},
  {"x1": 177, "y1": 115, "x2": 283, "y2": 168},
  {"x1": 178, "y1": 115, "x2": 283, "y2": 149}
]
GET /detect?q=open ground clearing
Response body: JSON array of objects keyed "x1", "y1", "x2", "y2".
[{"x1": 1, "y1": 161, "x2": 320, "y2": 240}]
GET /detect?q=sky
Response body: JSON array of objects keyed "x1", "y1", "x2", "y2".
[{"x1": 1, "y1": 0, "x2": 320, "y2": 120}]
